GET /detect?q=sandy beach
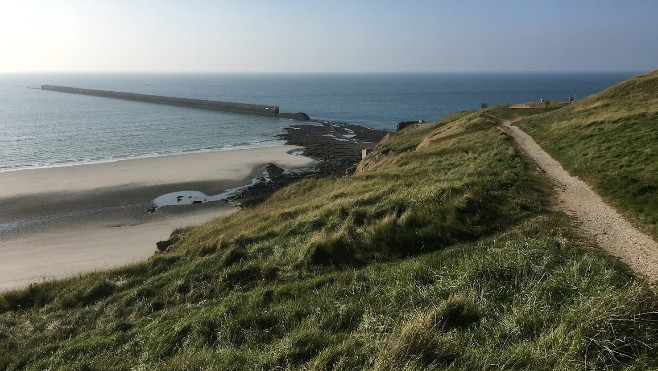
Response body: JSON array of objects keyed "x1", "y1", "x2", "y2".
[{"x1": 0, "y1": 145, "x2": 314, "y2": 291}]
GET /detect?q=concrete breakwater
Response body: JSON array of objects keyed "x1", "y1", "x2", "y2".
[{"x1": 41, "y1": 85, "x2": 280, "y2": 117}]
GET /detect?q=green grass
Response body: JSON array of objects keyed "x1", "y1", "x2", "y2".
[
  {"x1": 1, "y1": 98, "x2": 658, "y2": 369},
  {"x1": 518, "y1": 69, "x2": 658, "y2": 239}
]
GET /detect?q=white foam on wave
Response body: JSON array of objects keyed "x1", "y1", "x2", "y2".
[{"x1": 0, "y1": 140, "x2": 287, "y2": 173}]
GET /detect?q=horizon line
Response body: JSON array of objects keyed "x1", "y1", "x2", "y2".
[{"x1": 0, "y1": 69, "x2": 648, "y2": 75}]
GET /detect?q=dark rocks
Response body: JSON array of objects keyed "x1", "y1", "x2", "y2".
[
  {"x1": 229, "y1": 123, "x2": 388, "y2": 208},
  {"x1": 155, "y1": 230, "x2": 185, "y2": 253},
  {"x1": 231, "y1": 163, "x2": 306, "y2": 207},
  {"x1": 277, "y1": 112, "x2": 311, "y2": 121},
  {"x1": 264, "y1": 163, "x2": 285, "y2": 180},
  {"x1": 278, "y1": 122, "x2": 388, "y2": 176},
  {"x1": 156, "y1": 239, "x2": 175, "y2": 252}
]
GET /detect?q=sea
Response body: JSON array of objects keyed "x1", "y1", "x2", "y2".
[{"x1": 0, "y1": 72, "x2": 640, "y2": 171}]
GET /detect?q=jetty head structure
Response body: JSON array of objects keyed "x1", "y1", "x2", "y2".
[{"x1": 41, "y1": 85, "x2": 280, "y2": 117}]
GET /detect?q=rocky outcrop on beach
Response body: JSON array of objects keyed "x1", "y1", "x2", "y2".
[
  {"x1": 230, "y1": 163, "x2": 305, "y2": 207},
  {"x1": 279, "y1": 122, "x2": 388, "y2": 175},
  {"x1": 277, "y1": 112, "x2": 311, "y2": 121},
  {"x1": 228, "y1": 122, "x2": 388, "y2": 207}
]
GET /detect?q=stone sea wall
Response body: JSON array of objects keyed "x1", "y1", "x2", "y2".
[{"x1": 41, "y1": 85, "x2": 280, "y2": 117}]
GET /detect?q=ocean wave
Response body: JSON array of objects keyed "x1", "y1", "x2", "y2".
[{"x1": 0, "y1": 140, "x2": 287, "y2": 173}]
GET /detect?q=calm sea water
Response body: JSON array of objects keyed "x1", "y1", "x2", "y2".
[{"x1": 0, "y1": 72, "x2": 638, "y2": 171}]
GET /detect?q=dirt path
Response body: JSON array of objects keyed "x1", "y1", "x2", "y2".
[{"x1": 502, "y1": 121, "x2": 658, "y2": 283}]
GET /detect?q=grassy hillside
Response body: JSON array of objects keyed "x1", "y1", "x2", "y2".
[
  {"x1": 2, "y1": 106, "x2": 658, "y2": 369},
  {"x1": 518, "y1": 69, "x2": 658, "y2": 239}
]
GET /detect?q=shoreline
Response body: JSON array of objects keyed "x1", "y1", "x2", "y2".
[
  {"x1": 0, "y1": 145, "x2": 315, "y2": 291},
  {"x1": 0, "y1": 120, "x2": 389, "y2": 292},
  {"x1": 0, "y1": 140, "x2": 287, "y2": 174},
  {"x1": 0, "y1": 145, "x2": 312, "y2": 198}
]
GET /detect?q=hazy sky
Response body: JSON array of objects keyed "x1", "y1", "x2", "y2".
[{"x1": 1, "y1": 0, "x2": 657, "y2": 73}]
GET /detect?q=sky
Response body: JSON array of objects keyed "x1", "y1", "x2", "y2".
[{"x1": 1, "y1": 0, "x2": 657, "y2": 73}]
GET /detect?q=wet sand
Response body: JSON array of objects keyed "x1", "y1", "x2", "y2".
[{"x1": 0, "y1": 146, "x2": 314, "y2": 291}]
